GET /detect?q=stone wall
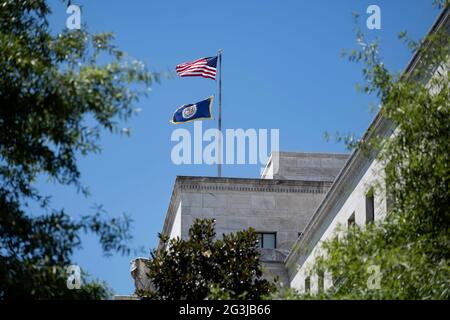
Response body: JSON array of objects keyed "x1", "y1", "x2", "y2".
[
  {"x1": 262, "y1": 152, "x2": 348, "y2": 182},
  {"x1": 149, "y1": 152, "x2": 349, "y2": 289},
  {"x1": 162, "y1": 176, "x2": 336, "y2": 285},
  {"x1": 177, "y1": 178, "x2": 331, "y2": 255}
]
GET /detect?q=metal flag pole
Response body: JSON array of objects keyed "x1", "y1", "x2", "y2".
[{"x1": 218, "y1": 49, "x2": 223, "y2": 177}]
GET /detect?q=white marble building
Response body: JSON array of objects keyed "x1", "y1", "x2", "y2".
[
  {"x1": 157, "y1": 152, "x2": 349, "y2": 285},
  {"x1": 286, "y1": 6, "x2": 449, "y2": 294},
  {"x1": 130, "y1": 6, "x2": 449, "y2": 295}
]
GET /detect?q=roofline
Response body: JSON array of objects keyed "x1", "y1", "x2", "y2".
[
  {"x1": 269, "y1": 151, "x2": 349, "y2": 157},
  {"x1": 174, "y1": 175, "x2": 336, "y2": 185},
  {"x1": 260, "y1": 153, "x2": 273, "y2": 178},
  {"x1": 285, "y1": 5, "x2": 450, "y2": 270}
]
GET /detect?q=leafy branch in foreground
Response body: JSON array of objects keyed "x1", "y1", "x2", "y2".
[
  {"x1": 302, "y1": 4, "x2": 450, "y2": 299},
  {"x1": 0, "y1": 0, "x2": 157, "y2": 299}
]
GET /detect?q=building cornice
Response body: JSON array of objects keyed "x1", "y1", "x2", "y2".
[{"x1": 177, "y1": 175, "x2": 333, "y2": 192}]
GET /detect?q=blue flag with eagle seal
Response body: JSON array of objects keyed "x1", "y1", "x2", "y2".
[{"x1": 171, "y1": 96, "x2": 214, "y2": 124}]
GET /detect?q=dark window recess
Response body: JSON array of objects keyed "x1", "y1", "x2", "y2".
[
  {"x1": 257, "y1": 233, "x2": 276, "y2": 249},
  {"x1": 348, "y1": 212, "x2": 356, "y2": 228},
  {"x1": 305, "y1": 276, "x2": 311, "y2": 293},
  {"x1": 366, "y1": 189, "x2": 375, "y2": 223},
  {"x1": 318, "y1": 271, "x2": 325, "y2": 293}
]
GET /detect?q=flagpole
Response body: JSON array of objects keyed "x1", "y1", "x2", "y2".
[{"x1": 218, "y1": 49, "x2": 223, "y2": 177}]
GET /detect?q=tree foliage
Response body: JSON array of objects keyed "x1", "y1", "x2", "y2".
[
  {"x1": 0, "y1": 0, "x2": 155, "y2": 299},
  {"x1": 301, "y1": 5, "x2": 450, "y2": 299},
  {"x1": 138, "y1": 219, "x2": 275, "y2": 300}
]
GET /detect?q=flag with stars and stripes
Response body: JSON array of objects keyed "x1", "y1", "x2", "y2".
[{"x1": 176, "y1": 56, "x2": 217, "y2": 80}]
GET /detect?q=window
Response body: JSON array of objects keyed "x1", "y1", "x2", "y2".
[
  {"x1": 366, "y1": 189, "x2": 375, "y2": 224},
  {"x1": 318, "y1": 270, "x2": 325, "y2": 293},
  {"x1": 257, "y1": 232, "x2": 276, "y2": 249},
  {"x1": 298, "y1": 232, "x2": 303, "y2": 238},
  {"x1": 347, "y1": 212, "x2": 356, "y2": 228},
  {"x1": 304, "y1": 276, "x2": 311, "y2": 294}
]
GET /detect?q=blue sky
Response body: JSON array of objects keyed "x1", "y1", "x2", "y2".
[{"x1": 41, "y1": 0, "x2": 440, "y2": 295}]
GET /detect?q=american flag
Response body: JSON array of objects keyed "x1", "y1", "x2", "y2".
[{"x1": 176, "y1": 56, "x2": 218, "y2": 80}]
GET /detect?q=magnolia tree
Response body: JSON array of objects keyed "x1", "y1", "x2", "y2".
[{"x1": 138, "y1": 218, "x2": 276, "y2": 300}]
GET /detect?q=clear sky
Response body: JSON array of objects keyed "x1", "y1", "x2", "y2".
[{"x1": 41, "y1": 0, "x2": 441, "y2": 295}]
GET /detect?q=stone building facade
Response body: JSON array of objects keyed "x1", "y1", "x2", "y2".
[
  {"x1": 158, "y1": 152, "x2": 349, "y2": 285},
  {"x1": 286, "y1": 6, "x2": 449, "y2": 293},
  {"x1": 129, "y1": 6, "x2": 449, "y2": 296},
  {"x1": 130, "y1": 152, "x2": 348, "y2": 290}
]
